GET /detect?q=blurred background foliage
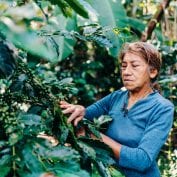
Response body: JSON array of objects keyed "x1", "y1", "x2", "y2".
[{"x1": 0, "y1": 0, "x2": 177, "y2": 176}]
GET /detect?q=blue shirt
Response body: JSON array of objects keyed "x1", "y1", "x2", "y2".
[{"x1": 85, "y1": 90, "x2": 174, "y2": 177}]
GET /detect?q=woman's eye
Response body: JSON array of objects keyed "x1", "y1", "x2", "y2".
[
  {"x1": 121, "y1": 65, "x2": 127, "y2": 69},
  {"x1": 132, "y1": 65, "x2": 139, "y2": 68}
]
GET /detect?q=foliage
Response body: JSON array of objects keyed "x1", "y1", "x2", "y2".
[
  {"x1": 57, "y1": 43, "x2": 121, "y2": 106},
  {"x1": 0, "y1": 41, "x2": 125, "y2": 177},
  {"x1": 0, "y1": 0, "x2": 177, "y2": 176},
  {"x1": 157, "y1": 41, "x2": 177, "y2": 177},
  {"x1": 158, "y1": 148, "x2": 177, "y2": 177}
]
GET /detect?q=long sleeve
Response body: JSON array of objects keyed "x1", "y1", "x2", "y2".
[
  {"x1": 85, "y1": 92, "x2": 115, "y2": 120},
  {"x1": 118, "y1": 104, "x2": 174, "y2": 172}
]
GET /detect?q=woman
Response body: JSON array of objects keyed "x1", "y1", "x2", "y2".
[{"x1": 60, "y1": 42, "x2": 174, "y2": 177}]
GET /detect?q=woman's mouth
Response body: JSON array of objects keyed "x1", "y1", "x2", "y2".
[{"x1": 123, "y1": 79, "x2": 133, "y2": 82}]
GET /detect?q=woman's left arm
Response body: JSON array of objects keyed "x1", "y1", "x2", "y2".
[{"x1": 101, "y1": 105, "x2": 174, "y2": 172}]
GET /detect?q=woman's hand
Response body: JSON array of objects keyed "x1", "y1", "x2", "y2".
[{"x1": 59, "y1": 101, "x2": 85, "y2": 126}]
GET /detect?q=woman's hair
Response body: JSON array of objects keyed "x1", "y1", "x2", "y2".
[{"x1": 119, "y1": 42, "x2": 162, "y2": 91}]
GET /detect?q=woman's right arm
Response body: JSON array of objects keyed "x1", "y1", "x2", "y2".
[{"x1": 60, "y1": 101, "x2": 123, "y2": 159}]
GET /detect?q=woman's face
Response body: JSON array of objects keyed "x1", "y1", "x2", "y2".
[{"x1": 121, "y1": 52, "x2": 157, "y2": 92}]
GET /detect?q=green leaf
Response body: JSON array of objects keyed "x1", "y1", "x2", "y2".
[
  {"x1": 128, "y1": 17, "x2": 164, "y2": 41},
  {"x1": 22, "y1": 145, "x2": 43, "y2": 173},
  {"x1": 9, "y1": 132, "x2": 23, "y2": 145},
  {"x1": 59, "y1": 77, "x2": 73, "y2": 84},
  {"x1": 108, "y1": 166, "x2": 125, "y2": 177},
  {"x1": 0, "y1": 148, "x2": 11, "y2": 155},
  {"x1": 50, "y1": 0, "x2": 73, "y2": 17},
  {"x1": 0, "y1": 41, "x2": 16, "y2": 79},
  {"x1": 91, "y1": 164, "x2": 102, "y2": 177},
  {"x1": 44, "y1": 145, "x2": 80, "y2": 162},
  {"x1": 56, "y1": 171, "x2": 86, "y2": 177},
  {"x1": 41, "y1": 14, "x2": 77, "y2": 60},
  {"x1": 3, "y1": 3, "x2": 39, "y2": 20},
  {"x1": 0, "y1": 141, "x2": 6, "y2": 148},
  {"x1": 159, "y1": 74, "x2": 177, "y2": 84},
  {"x1": 28, "y1": 105, "x2": 43, "y2": 115},
  {"x1": 19, "y1": 113, "x2": 41, "y2": 126},
  {"x1": 0, "y1": 21, "x2": 58, "y2": 62},
  {"x1": 78, "y1": 0, "x2": 98, "y2": 18},
  {"x1": 65, "y1": 0, "x2": 89, "y2": 18},
  {"x1": 87, "y1": 124, "x2": 101, "y2": 138},
  {"x1": 18, "y1": 171, "x2": 43, "y2": 177},
  {"x1": 59, "y1": 125, "x2": 69, "y2": 143},
  {"x1": 9, "y1": 74, "x2": 28, "y2": 92},
  {"x1": 94, "y1": 147, "x2": 115, "y2": 165},
  {"x1": 0, "y1": 154, "x2": 11, "y2": 166},
  {"x1": 0, "y1": 166, "x2": 11, "y2": 177},
  {"x1": 49, "y1": 0, "x2": 89, "y2": 18},
  {"x1": 95, "y1": 161, "x2": 111, "y2": 177},
  {"x1": 127, "y1": 17, "x2": 145, "y2": 33},
  {"x1": 78, "y1": 140, "x2": 96, "y2": 159},
  {"x1": 79, "y1": 138, "x2": 115, "y2": 165},
  {"x1": 57, "y1": 14, "x2": 77, "y2": 60},
  {"x1": 154, "y1": 29, "x2": 164, "y2": 42},
  {"x1": 87, "y1": 0, "x2": 128, "y2": 57},
  {"x1": 93, "y1": 115, "x2": 112, "y2": 129},
  {"x1": 87, "y1": 35, "x2": 113, "y2": 48},
  {"x1": 52, "y1": 161, "x2": 90, "y2": 177}
]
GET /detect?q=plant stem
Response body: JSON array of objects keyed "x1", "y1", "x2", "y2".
[{"x1": 12, "y1": 146, "x2": 16, "y2": 177}]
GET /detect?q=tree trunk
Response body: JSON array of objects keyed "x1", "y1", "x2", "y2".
[{"x1": 141, "y1": 0, "x2": 171, "y2": 42}]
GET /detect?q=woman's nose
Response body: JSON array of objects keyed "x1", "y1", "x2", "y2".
[{"x1": 123, "y1": 65, "x2": 132, "y2": 75}]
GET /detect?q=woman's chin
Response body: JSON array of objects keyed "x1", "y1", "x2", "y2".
[{"x1": 124, "y1": 85, "x2": 135, "y2": 91}]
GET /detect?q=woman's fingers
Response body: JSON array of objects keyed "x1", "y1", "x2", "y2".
[
  {"x1": 62, "y1": 106, "x2": 75, "y2": 114},
  {"x1": 59, "y1": 101, "x2": 85, "y2": 126},
  {"x1": 60, "y1": 100, "x2": 68, "y2": 104},
  {"x1": 67, "y1": 107, "x2": 84, "y2": 123},
  {"x1": 74, "y1": 116, "x2": 83, "y2": 126},
  {"x1": 59, "y1": 101, "x2": 71, "y2": 108}
]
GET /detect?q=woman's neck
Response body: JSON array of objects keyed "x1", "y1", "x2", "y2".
[{"x1": 127, "y1": 86, "x2": 153, "y2": 109}]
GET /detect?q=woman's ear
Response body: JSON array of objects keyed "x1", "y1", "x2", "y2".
[{"x1": 149, "y1": 67, "x2": 158, "y2": 79}]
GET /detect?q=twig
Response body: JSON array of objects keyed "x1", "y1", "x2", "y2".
[{"x1": 141, "y1": 0, "x2": 171, "y2": 41}]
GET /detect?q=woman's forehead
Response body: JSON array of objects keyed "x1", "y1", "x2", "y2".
[{"x1": 122, "y1": 52, "x2": 147, "y2": 63}]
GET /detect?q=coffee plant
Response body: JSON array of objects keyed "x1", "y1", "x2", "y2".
[{"x1": 0, "y1": 41, "x2": 124, "y2": 177}]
